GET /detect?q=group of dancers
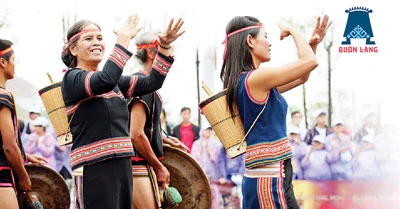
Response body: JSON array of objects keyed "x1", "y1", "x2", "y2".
[{"x1": 0, "y1": 12, "x2": 331, "y2": 209}]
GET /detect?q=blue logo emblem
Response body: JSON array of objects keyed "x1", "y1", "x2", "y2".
[{"x1": 342, "y1": 6, "x2": 375, "y2": 45}]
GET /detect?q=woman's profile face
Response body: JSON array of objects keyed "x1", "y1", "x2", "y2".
[
  {"x1": 71, "y1": 24, "x2": 105, "y2": 67},
  {"x1": 251, "y1": 27, "x2": 271, "y2": 62}
]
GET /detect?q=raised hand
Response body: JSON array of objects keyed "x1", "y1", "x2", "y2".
[
  {"x1": 309, "y1": 15, "x2": 332, "y2": 45},
  {"x1": 158, "y1": 18, "x2": 185, "y2": 47},
  {"x1": 114, "y1": 14, "x2": 142, "y2": 39},
  {"x1": 278, "y1": 24, "x2": 293, "y2": 40}
]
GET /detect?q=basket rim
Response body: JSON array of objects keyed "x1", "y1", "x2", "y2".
[
  {"x1": 38, "y1": 82, "x2": 62, "y2": 95},
  {"x1": 198, "y1": 89, "x2": 227, "y2": 108}
]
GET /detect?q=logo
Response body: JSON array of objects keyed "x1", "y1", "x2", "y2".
[{"x1": 339, "y1": 6, "x2": 378, "y2": 53}]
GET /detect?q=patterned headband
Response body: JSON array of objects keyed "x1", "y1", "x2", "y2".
[
  {"x1": 0, "y1": 47, "x2": 13, "y2": 56},
  {"x1": 62, "y1": 28, "x2": 101, "y2": 52},
  {"x1": 137, "y1": 40, "x2": 158, "y2": 50},
  {"x1": 221, "y1": 25, "x2": 263, "y2": 61}
]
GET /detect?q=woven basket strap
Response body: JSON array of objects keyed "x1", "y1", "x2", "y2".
[
  {"x1": 237, "y1": 101, "x2": 267, "y2": 151},
  {"x1": 64, "y1": 104, "x2": 79, "y2": 142}
]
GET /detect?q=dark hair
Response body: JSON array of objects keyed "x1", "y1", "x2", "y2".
[
  {"x1": 291, "y1": 111, "x2": 302, "y2": 118},
  {"x1": 18, "y1": 119, "x2": 25, "y2": 134},
  {"x1": 220, "y1": 16, "x2": 261, "y2": 114},
  {"x1": 0, "y1": 39, "x2": 14, "y2": 61},
  {"x1": 61, "y1": 20, "x2": 101, "y2": 68},
  {"x1": 180, "y1": 107, "x2": 191, "y2": 113}
]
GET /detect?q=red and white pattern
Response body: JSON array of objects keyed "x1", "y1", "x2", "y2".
[
  {"x1": 153, "y1": 55, "x2": 171, "y2": 76},
  {"x1": 127, "y1": 76, "x2": 138, "y2": 97},
  {"x1": 66, "y1": 91, "x2": 124, "y2": 115},
  {"x1": 257, "y1": 177, "x2": 288, "y2": 209},
  {"x1": 70, "y1": 137, "x2": 133, "y2": 169},
  {"x1": 132, "y1": 165, "x2": 149, "y2": 176},
  {"x1": 246, "y1": 137, "x2": 293, "y2": 168},
  {"x1": 109, "y1": 47, "x2": 130, "y2": 69},
  {"x1": 84, "y1": 72, "x2": 95, "y2": 96}
]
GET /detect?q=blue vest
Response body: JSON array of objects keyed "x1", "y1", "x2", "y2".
[{"x1": 237, "y1": 71, "x2": 292, "y2": 168}]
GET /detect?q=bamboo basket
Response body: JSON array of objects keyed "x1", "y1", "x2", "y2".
[
  {"x1": 198, "y1": 82, "x2": 246, "y2": 158},
  {"x1": 38, "y1": 81, "x2": 72, "y2": 146}
]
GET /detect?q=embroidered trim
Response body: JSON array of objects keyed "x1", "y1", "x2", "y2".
[
  {"x1": 155, "y1": 91, "x2": 163, "y2": 104},
  {"x1": 246, "y1": 137, "x2": 293, "y2": 168},
  {"x1": 73, "y1": 174, "x2": 84, "y2": 209},
  {"x1": 244, "y1": 162, "x2": 284, "y2": 178},
  {"x1": 153, "y1": 54, "x2": 171, "y2": 76},
  {"x1": 0, "y1": 97, "x2": 13, "y2": 107},
  {"x1": 85, "y1": 72, "x2": 95, "y2": 96},
  {"x1": 70, "y1": 137, "x2": 133, "y2": 169},
  {"x1": 109, "y1": 47, "x2": 131, "y2": 69},
  {"x1": 127, "y1": 76, "x2": 138, "y2": 97},
  {"x1": 257, "y1": 177, "x2": 288, "y2": 209},
  {"x1": 245, "y1": 71, "x2": 270, "y2": 105},
  {"x1": 132, "y1": 165, "x2": 149, "y2": 176},
  {"x1": 66, "y1": 91, "x2": 124, "y2": 115}
]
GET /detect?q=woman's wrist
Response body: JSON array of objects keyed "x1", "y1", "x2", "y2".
[{"x1": 158, "y1": 41, "x2": 171, "y2": 49}]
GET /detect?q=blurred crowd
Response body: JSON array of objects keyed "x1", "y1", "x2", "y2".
[
  {"x1": 18, "y1": 105, "x2": 399, "y2": 209},
  {"x1": 288, "y1": 110, "x2": 400, "y2": 181}
]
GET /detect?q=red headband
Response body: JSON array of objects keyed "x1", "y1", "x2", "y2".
[
  {"x1": 221, "y1": 25, "x2": 263, "y2": 61},
  {"x1": 63, "y1": 29, "x2": 101, "y2": 51},
  {"x1": 137, "y1": 40, "x2": 158, "y2": 50},
  {"x1": 0, "y1": 47, "x2": 12, "y2": 56}
]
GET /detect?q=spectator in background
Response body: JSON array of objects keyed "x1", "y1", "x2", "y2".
[
  {"x1": 325, "y1": 121, "x2": 353, "y2": 180},
  {"x1": 21, "y1": 106, "x2": 41, "y2": 144},
  {"x1": 352, "y1": 135, "x2": 380, "y2": 180},
  {"x1": 301, "y1": 135, "x2": 336, "y2": 181},
  {"x1": 191, "y1": 127, "x2": 224, "y2": 209},
  {"x1": 160, "y1": 108, "x2": 173, "y2": 136},
  {"x1": 287, "y1": 111, "x2": 307, "y2": 141},
  {"x1": 375, "y1": 124, "x2": 399, "y2": 178},
  {"x1": 288, "y1": 127, "x2": 308, "y2": 180},
  {"x1": 55, "y1": 144, "x2": 73, "y2": 190},
  {"x1": 304, "y1": 110, "x2": 333, "y2": 145},
  {"x1": 24, "y1": 117, "x2": 57, "y2": 170},
  {"x1": 353, "y1": 112, "x2": 378, "y2": 144},
  {"x1": 218, "y1": 146, "x2": 245, "y2": 208},
  {"x1": 172, "y1": 107, "x2": 200, "y2": 151}
]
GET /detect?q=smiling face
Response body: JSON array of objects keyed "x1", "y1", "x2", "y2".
[{"x1": 69, "y1": 24, "x2": 104, "y2": 68}]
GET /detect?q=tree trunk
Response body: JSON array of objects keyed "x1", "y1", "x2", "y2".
[
  {"x1": 302, "y1": 84, "x2": 309, "y2": 129},
  {"x1": 196, "y1": 48, "x2": 201, "y2": 128},
  {"x1": 326, "y1": 41, "x2": 333, "y2": 128}
]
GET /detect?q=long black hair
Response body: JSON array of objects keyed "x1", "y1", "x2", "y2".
[
  {"x1": 61, "y1": 20, "x2": 101, "y2": 68},
  {"x1": 220, "y1": 16, "x2": 261, "y2": 115}
]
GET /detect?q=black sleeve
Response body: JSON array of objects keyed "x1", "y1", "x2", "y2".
[
  {"x1": 129, "y1": 93, "x2": 153, "y2": 116},
  {"x1": 193, "y1": 125, "x2": 200, "y2": 141},
  {"x1": 0, "y1": 92, "x2": 26, "y2": 161},
  {"x1": 171, "y1": 125, "x2": 180, "y2": 139},
  {"x1": 0, "y1": 92, "x2": 14, "y2": 113},
  {"x1": 63, "y1": 44, "x2": 132, "y2": 102},
  {"x1": 119, "y1": 51, "x2": 174, "y2": 98}
]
